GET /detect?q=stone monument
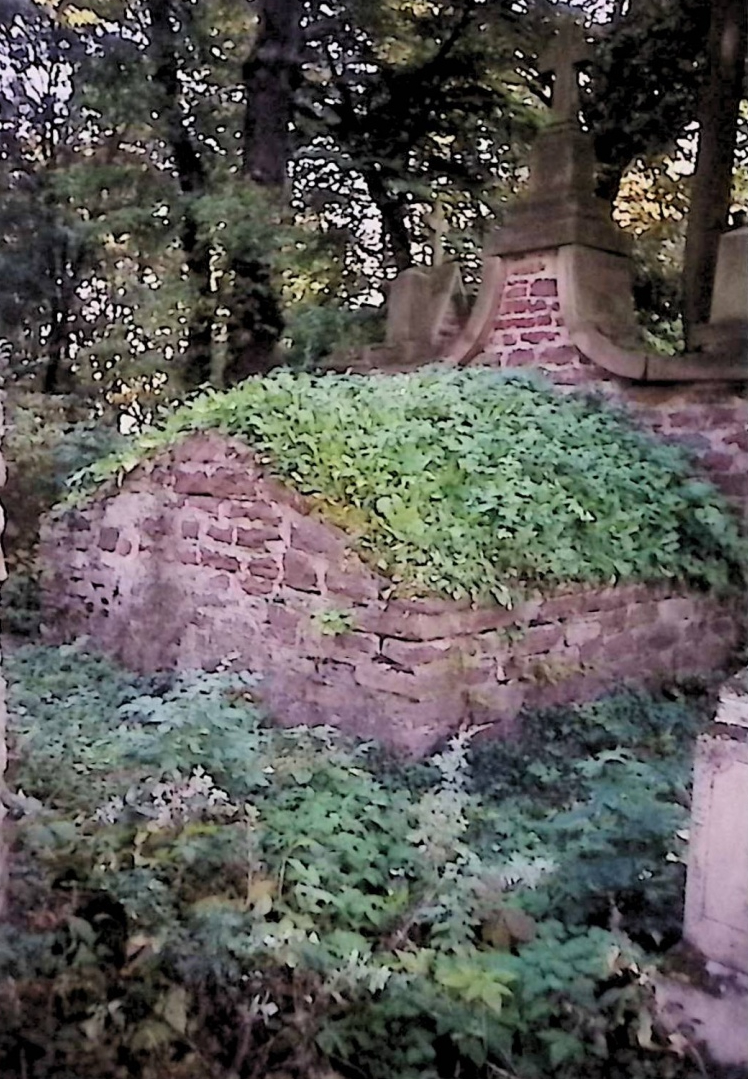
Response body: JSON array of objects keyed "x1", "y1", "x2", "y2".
[
  {"x1": 692, "y1": 215, "x2": 748, "y2": 358},
  {"x1": 684, "y1": 679, "x2": 748, "y2": 975},
  {"x1": 489, "y1": 20, "x2": 629, "y2": 260},
  {"x1": 329, "y1": 200, "x2": 468, "y2": 371},
  {"x1": 656, "y1": 679, "x2": 748, "y2": 1068}
]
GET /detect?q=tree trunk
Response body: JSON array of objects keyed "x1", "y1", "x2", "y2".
[
  {"x1": 242, "y1": 0, "x2": 303, "y2": 187},
  {"x1": 224, "y1": 0, "x2": 303, "y2": 385},
  {"x1": 148, "y1": 0, "x2": 215, "y2": 388},
  {"x1": 682, "y1": 0, "x2": 747, "y2": 346},
  {"x1": 363, "y1": 166, "x2": 413, "y2": 273}
]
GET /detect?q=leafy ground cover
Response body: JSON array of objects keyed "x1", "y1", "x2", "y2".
[
  {"x1": 68, "y1": 368, "x2": 746, "y2": 604},
  {"x1": 0, "y1": 644, "x2": 727, "y2": 1079}
]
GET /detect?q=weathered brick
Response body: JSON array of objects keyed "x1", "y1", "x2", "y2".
[
  {"x1": 498, "y1": 314, "x2": 553, "y2": 330},
  {"x1": 181, "y1": 519, "x2": 200, "y2": 539},
  {"x1": 115, "y1": 538, "x2": 133, "y2": 557},
  {"x1": 142, "y1": 516, "x2": 169, "y2": 537},
  {"x1": 178, "y1": 547, "x2": 200, "y2": 565},
  {"x1": 267, "y1": 603, "x2": 303, "y2": 644},
  {"x1": 565, "y1": 619, "x2": 602, "y2": 647},
  {"x1": 226, "y1": 500, "x2": 281, "y2": 523},
  {"x1": 539, "y1": 345, "x2": 578, "y2": 364},
  {"x1": 291, "y1": 516, "x2": 347, "y2": 555},
  {"x1": 311, "y1": 632, "x2": 380, "y2": 663},
  {"x1": 236, "y1": 525, "x2": 281, "y2": 548},
  {"x1": 521, "y1": 330, "x2": 559, "y2": 344},
  {"x1": 200, "y1": 548, "x2": 240, "y2": 572},
  {"x1": 99, "y1": 527, "x2": 119, "y2": 552},
  {"x1": 67, "y1": 511, "x2": 92, "y2": 532},
  {"x1": 209, "y1": 468, "x2": 256, "y2": 499},
  {"x1": 502, "y1": 298, "x2": 550, "y2": 315},
  {"x1": 325, "y1": 564, "x2": 379, "y2": 602},
  {"x1": 246, "y1": 556, "x2": 279, "y2": 580},
  {"x1": 507, "y1": 348, "x2": 536, "y2": 366},
  {"x1": 702, "y1": 452, "x2": 736, "y2": 473},
  {"x1": 174, "y1": 470, "x2": 215, "y2": 495},
  {"x1": 181, "y1": 495, "x2": 223, "y2": 514},
  {"x1": 512, "y1": 623, "x2": 565, "y2": 656},
  {"x1": 284, "y1": 549, "x2": 320, "y2": 592},
  {"x1": 658, "y1": 597, "x2": 697, "y2": 624},
  {"x1": 381, "y1": 637, "x2": 457, "y2": 669},
  {"x1": 240, "y1": 576, "x2": 274, "y2": 596},
  {"x1": 353, "y1": 659, "x2": 451, "y2": 701},
  {"x1": 207, "y1": 524, "x2": 234, "y2": 544},
  {"x1": 530, "y1": 278, "x2": 558, "y2": 297},
  {"x1": 504, "y1": 284, "x2": 528, "y2": 300}
]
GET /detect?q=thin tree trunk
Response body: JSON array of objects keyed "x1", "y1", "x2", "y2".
[
  {"x1": 149, "y1": 0, "x2": 215, "y2": 388},
  {"x1": 682, "y1": 0, "x2": 747, "y2": 346},
  {"x1": 363, "y1": 166, "x2": 413, "y2": 273}
]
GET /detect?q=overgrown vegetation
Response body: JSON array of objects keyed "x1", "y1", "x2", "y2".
[
  {"x1": 1, "y1": 394, "x2": 123, "y2": 636},
  {"x1": 0, "y1": 645, "x2": 719, "y2": 1079},
  {"x1": 68, "y1": 368, "x2": 746, "y2": 603}
]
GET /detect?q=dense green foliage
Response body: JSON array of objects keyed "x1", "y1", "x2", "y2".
[
  {"x1": 0, "y1": 394, "x2": 123, "y2": 636},
  {"x1": 70, "y1": 368, "x2": 746, "y2": 603},
  {"x1": 1, "y1": 645, "x2": 715, "y2": 1079}
]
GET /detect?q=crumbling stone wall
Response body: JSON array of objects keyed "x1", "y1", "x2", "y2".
[
  {"x1": 472, "y1": 249, "x2": 748, "y2": 514},
  {"x1": 40, "y1": 432, "x2": 742, "y2": 754}
]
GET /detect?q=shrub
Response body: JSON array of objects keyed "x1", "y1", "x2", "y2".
[
  {"x1": 0, "y1": 646, "x2": 716, "y2": 1079},
  {"x1": 67, "y1": 368, "x2": 746, "y2": 604}
]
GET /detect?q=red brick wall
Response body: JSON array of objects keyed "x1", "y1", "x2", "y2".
[
  {"x1": 40, "y1": 433, "x2": 743, "y2": 755},
  {"x1": 481, "y1": 251, "x2": 594, "y2": 387},
  {"x1": 474, "y1": 250, "x2": 748, "y2": 515}
]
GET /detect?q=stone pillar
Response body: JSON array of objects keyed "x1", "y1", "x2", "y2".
[{"x1": 684, "y1": 681, "x2": 748, "y2": 974}]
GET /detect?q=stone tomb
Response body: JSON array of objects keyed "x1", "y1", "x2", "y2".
[{"x1": 40, "y1": 431, "x2": 742, "y2": 755}]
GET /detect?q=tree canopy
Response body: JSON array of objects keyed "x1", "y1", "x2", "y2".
[{"x1": 0, "y1": 0, "x2": 745, "y2": 404}]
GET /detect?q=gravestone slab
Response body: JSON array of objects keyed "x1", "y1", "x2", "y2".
[{"x1": 684, "y1": 684, "x2": 748, "y2": 974}]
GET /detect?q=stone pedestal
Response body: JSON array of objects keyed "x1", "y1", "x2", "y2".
[
  {"x1": 488, "y1": 124, "x2": 630, "y2": 260},
  {"x1": 684, "y1": 683, "x2": 748, "y2": 974}
]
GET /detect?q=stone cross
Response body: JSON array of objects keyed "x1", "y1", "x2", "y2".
[
  {"x1": 538, "y1": 21, "x2": 594, "y2": 126},
  {"x1": 425, "y1": 200, "x2": 449, "y2": 267}
]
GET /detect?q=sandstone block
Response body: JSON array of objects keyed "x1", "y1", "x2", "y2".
[
  {"x1": 284, "y1": 549, "x2": 321, "y2": 592},
  {"x1": 236, "y1": 525, "x2": 281, "y2": 548},
  {"x1": 199, "y1": 548, "x2": 240, "y2": 573},
  {"x1": 99, "y1": 527, "x2": 119, "y2": 552},
  {"x1": 325, "y1": 564, "x2": 379, "y2": 602},
  {"x1": 530, "y1": 278, "x2": 558, "y2": 297}
]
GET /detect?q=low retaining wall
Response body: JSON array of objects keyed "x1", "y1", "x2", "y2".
[{"x1": 40, "y1": 433, "x2": 742, "y2": 754}]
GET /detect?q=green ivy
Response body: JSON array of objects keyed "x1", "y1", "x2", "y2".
[
  {"x1": 66, "y1": 368, "x2": 746, "y2": 604},
  {"x1": 0, "y1": 646, "x2": 716, "y2": 1079}
]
